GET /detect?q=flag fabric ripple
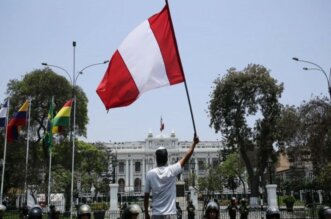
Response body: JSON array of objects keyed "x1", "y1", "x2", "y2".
[
  {"x1": 97, "y1": 4, "x2": 185, "y2": 110},
  {"x1": 7, "y1": 100, "x2": 29, "y2": 142},
  {"x1": 52, "y1": 99, "x2": 72, "y2": 134}
]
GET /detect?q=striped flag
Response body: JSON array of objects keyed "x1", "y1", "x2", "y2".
[
  {"x1": 7, "y1": 100, "x2": 29, "y2": 142},
  {"x1": 97, "y1": 4, "x2": 185, "y2": 110},
  {"x1": 43, "y1": 97, "x2": 54, "y2": 148},
  {"x1": 52, "y1": 99, "x2": 73, "y2": 134},
  {"x1": 0, "y1": 100, "x2": 8, "y2": 128}
]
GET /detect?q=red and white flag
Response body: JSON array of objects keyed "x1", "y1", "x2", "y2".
[{"x1": 97, "y1": 4, "x2": 185, "y2": 110}]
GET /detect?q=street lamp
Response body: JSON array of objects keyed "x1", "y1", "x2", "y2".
[
  {"x1": 190, "y1": 159, "x2": 195, "y2": 187},
  {"x1": 267, "y1": 157, "x2": 273, "y2": 184},
  {"x1": 112, "y1": 154, "x2": 118, "y2": 184},
  {"x1": 292, "y1": 57, "x2": 331, "y2": 98},
  {"x1": 42, "y1": 42, "x2": 108, "y2": 219}
]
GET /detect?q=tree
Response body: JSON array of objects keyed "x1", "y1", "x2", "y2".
[
  {"x1": 208, "y1": 64, "x2": 284, "y2": 199},
  {"x1": 220, "y1": 152, "x2": 246, "y2": 196},
  {"x1": 197, "y1": 166, "x2": 223, "y2": 197},
  {"x1": 277, "y1": 97, "x2": 331, "y2": 195}
]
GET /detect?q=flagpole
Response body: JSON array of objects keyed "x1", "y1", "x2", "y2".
[
  {"x1": 47, "y1": 150, "x2": 52, "y2": 208},
  {"x1": 0, "y1": 98, "x2": 10, "y2": 203},
  {"x1": 70, "y1": 41, "x2": 76, "y2": 219},
  {"x1": 24, "y1": 98, "x2": 32, "y2": 204},
  {"x1": 47, "y1": 96, "x2": 54, "y2": 210},
  {"x1": 165, "y1": 0, "x2": 197, "y2": 136}
]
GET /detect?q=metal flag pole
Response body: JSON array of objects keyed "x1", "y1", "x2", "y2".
[
  {"x1": 24, "y1": 98, "x2": 32, "y2": 204},
  {"x1": 0, "y1": 98, "x2": 10, "y2": 203},
  {"x1": 165, "y1": 0, "x2": 197, "y2": 136},
  {"x1": 47, "y1": 150, "x2": 52, "y2": 208},
  {"x1": 70, "y1": 41, "x2": 76, "y2": 219},
  {"x1": 47, "y1": 96, "x2": 54, "y2": 210}
]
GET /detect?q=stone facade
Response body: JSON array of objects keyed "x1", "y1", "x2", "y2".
[{"x1": 105, "y1": 130, "x2": 223, "y2": 195}]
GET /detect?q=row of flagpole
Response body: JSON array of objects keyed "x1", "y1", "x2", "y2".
[
  {"x1": 0, "y1": 97, "x2": 68, "y2": 205},
  {"x1": 0, "y1": 98, "x2": 32, "y2": 205}
]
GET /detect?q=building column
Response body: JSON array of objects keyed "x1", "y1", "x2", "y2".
[
  {"x1": 142, "y1": 159, "x2": 145, "y2": 188},
  {"x1": 130, "y1": 160, "x2": 134, "y2": 191},
  {"x1": 125, "y1": 160, "x2": 129, "y2": 188},
  {"x1": 266, "y1": 184, "x2": 278, "y2": 209},
  {"x1": 109, "y1": 183, "x2": 119, "y2": 211}
]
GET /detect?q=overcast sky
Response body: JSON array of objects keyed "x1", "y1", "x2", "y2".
[{"x1": 1, "y1": 0, "x2": 330, "y2": 143}]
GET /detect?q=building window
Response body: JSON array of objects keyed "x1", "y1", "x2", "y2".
[
  {"x1": 118, "y1": 179, "x2": 125, "y2": 193},
  {"x1": 119, "y1": 162, "x2": 125, "y2": 173},
  {"x1": 134, "y1": 178, "x2": 142, "y2": 192},
  {"x1": 135, "y1": 162, "x2": 141, "y2": 172}
]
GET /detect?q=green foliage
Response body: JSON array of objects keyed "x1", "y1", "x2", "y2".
[
  {"x1": 90, "y1": 202, "x2": 109, "y2": 211},
  {"x1": 283, "y1": 195, "x2": 296, "y2": 204},
  {"x1": 277, "y1": 97, "x2": 331, "y2": 185},
  {"x1": 208, "y1": 64, "x2": 283, "y2": 196},
  {"x1": 197, "y1": 166, "x2": 223, "y2": 195},
  {"x1": 219, "y1": 152, "x2": 245, "y2": 194},
  {"x1": 317, "y1": 162, "x2": 331, "y2": 191}
]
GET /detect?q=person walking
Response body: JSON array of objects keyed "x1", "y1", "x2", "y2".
[
  {"x1": 144, "y1": 135, "x2": 199, "y2": 219},
  {"x1": 186, "y1": 200, "x2": 195, "y2": 219}
]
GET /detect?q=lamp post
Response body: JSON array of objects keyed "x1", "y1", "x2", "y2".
[
  {"x1": 42, "y1": 42, "x2": 108, "y2": 218},
  {"x1": 292, "y1": 57, "x2": 331, "y2": 98},
  {"x1": 190, "y1": 159, "x2": 195, "y2": 187},
  {"x1": 111, "y1": 153, "x2": 118, "y2": 184},
  {"x1": 267, "y1": 157, "x2": 273, "y2": 184}
]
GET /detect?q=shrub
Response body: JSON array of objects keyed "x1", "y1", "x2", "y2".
[
  {"x1": 283, "y1": 196, "x2": 296, "y2": 205},
  {"x1": 90, "y1": 202, "x2": 108, "y2": 211}
]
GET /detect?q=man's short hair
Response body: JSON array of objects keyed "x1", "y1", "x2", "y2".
[{"x1": 156, "y1": 147, "x2": 168, "y2": 166}]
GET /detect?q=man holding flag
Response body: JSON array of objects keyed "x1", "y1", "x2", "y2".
[{"x1": 144, "y1": 135, "x2": 199, "y2": 219}]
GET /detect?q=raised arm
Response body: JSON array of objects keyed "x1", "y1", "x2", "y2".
[{"x1": 179, "y1": 134, "x2": 199, "y2": 167}]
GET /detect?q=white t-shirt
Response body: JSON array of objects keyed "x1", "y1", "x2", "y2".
[{"x1": 144, "y1": 162, "x2": 182, "y2": 215}]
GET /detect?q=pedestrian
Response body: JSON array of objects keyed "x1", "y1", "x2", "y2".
[
  {"x1": 144, "y1": 135, "x2": 200, "y2": 219},
  {"x1": 318, "y1": 206, "x2": 331, "y2": 219},
  {"x1": 187, "y1": 200, "x2": 195, "y2": 219},
  {"x1": 204, "y1": 201, "x2": 219, "y2": 219},
  {"x1": 122, "y1": 204, "x2": 142, "y2": 219},
  {"x1": 239, "y1": 198, "x2": 249, "y2": 219},
  {"x1": 77, "y1": 204, "x2": 91, "y2": 219},
  {"x1": 176, "y1": 202, "x2": 182, "y2": 219},
  {"x1": 27, "y1": 206, "x2": 43, "y2": 219},
  {"x1": 227, "y1": 197, "x2": 238, "y2": 219}
]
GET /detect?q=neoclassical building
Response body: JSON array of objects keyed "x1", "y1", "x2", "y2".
[{"x1": 105, "y1": 130, "x2": 223, "y2": 196}]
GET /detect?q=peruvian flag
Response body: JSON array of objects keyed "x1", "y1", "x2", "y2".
[{"x1": 97, "y1": 4, "x2": 185, "y2": 110}]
